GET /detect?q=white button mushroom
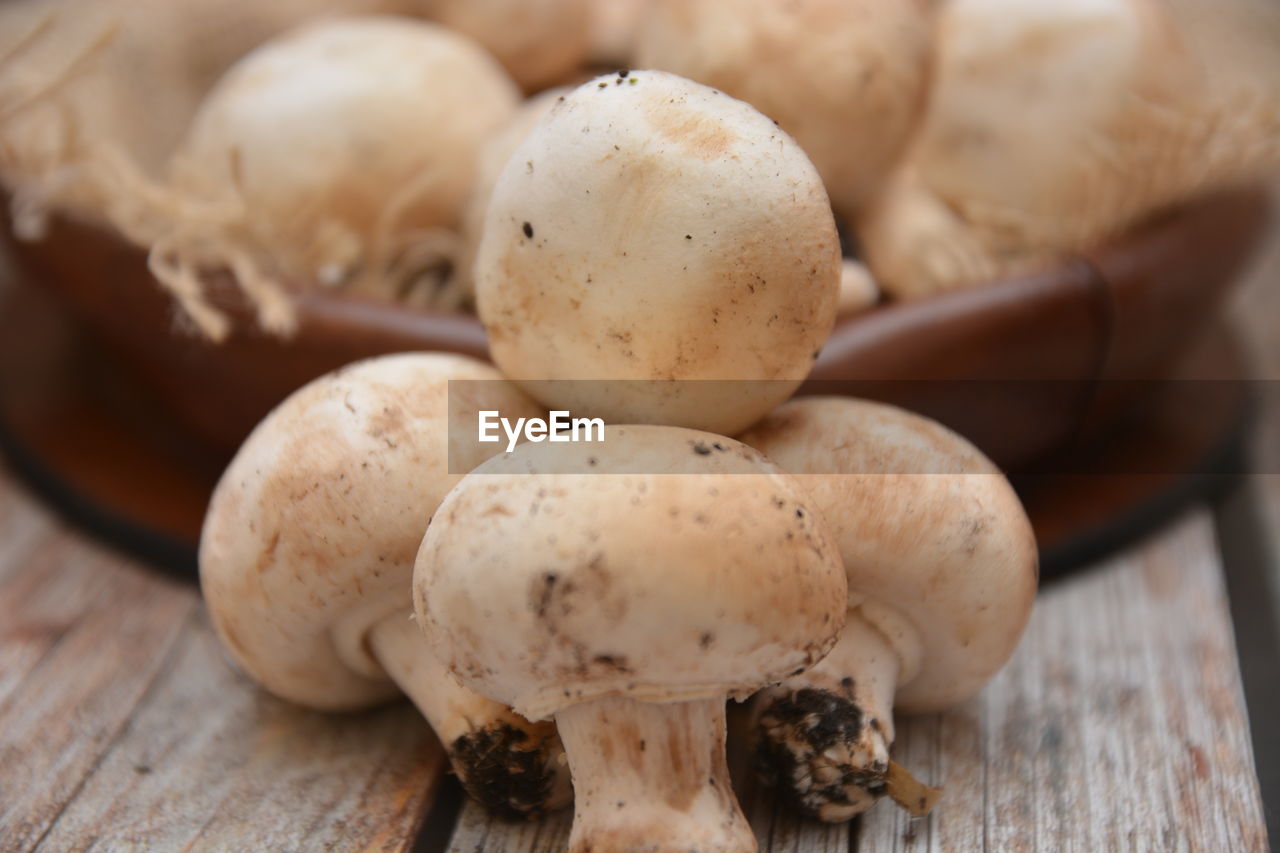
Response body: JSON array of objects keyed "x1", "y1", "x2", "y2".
[
  {"x1": 739, "y1": 397, "x2": 1038, "y2": 821},
  {"x1": 413, "y1": 0, "x2": 591, "y2": 92},
  {"x1": 199, "y1": 353, "x2": 571, "y2": 818},
  {"x1": 858, "y1": 0, "x2": 1280, "y2": 298},
  {"x1": 635, "y1": 0, "x2": 936, "y2": 218},
  {"x1": 144, "y1": 17, "x2": 519, "y2": 337},
  {"x1": 454, "y1": 86, "x2": 571, "y2": 308},
  {"x1": 414, "y1": 426, "x2": 849, "y2": 852},
  {"x1": 587, "y1": 0, "x2": 653, "y2": 67},
  {"x1": 837, "y1": 258, "x2": 880, "y2": 317},
  {"x1": 475, "y1": 70, "x2": 841, "y2": 436}
]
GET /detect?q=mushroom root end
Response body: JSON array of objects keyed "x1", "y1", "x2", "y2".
[
  {"x1": 754, "y1": 687, "x2": 890, "y2": 823},
  {"x1": 448, "y1": 720, "x2": 570, "y2": 820}
]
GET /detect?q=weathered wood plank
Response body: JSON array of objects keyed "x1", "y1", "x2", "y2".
[
  {"x1": 448, "y1": 801, "x2": 573, "y2": 852},
  {"x1": 746, "y1": 792, "x2": 848, "y2": 853},
  {"x1": 0, "y1": 472, "x2": 56, "y2": 584},
  {"x1": 857, "y1": 510, "x2": 1268, "y2": 853},
  {"x1": 0, "y1": 475, "x2": 446, "y2": 851},
  {"x1": 36, "y1": 609, "x2": 446, "y2": 853},
  {"x1": 0, "y1": 535, "x2": 194, "y2": 851}
]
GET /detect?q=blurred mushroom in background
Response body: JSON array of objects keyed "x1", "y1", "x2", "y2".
[
  {"x1": 586, "y1": 0, "x2": 652, "y2": 67},
  {"x1": 858, "y1": 0, "x2": 1280, "y2": 299},
  {"x1": 453, "y1": 86, "x2": 570, "y2": 308},
  {"x1": 0, "y1": 0, "x2": 410, "y2": 239},
  {"x1": 412, "y1": 0, "x2": 591, "y2": 92},
  {"x1": 635, "y1": 0, "x2": 936, "y2": 221}
]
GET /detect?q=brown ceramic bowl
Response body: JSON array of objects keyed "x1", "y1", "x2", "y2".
[{"x1": 2, "y1": 188, "x2": 1271, "y2": 472}]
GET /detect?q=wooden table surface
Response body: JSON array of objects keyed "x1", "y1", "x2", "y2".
[
  {"x1": 0, "y1": 468, "x2": 1272, "y2": 852},
  {"x1": 2, "y1": 194, "x2": 1277, "y2": 852}
]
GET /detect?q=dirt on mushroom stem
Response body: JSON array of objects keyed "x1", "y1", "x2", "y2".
[
  {"x1": 365, "y1": 613, "x2": 572, "y2": 818},
  {"x1": 446, "y1": 719, "x2": 569, "y2": 820},
  {"x1": 738, "y1": 397, "x2": 1037, "y2": 821},
  {"x1": 751, "y1": 611, "x2": 908, "y2": 822}
]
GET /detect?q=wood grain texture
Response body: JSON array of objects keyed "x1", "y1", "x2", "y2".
[
  {"x1": 857, "y1": 510, "x2": 1267, "y2": 853},
  {"x1": 0, "y1": 473, "x2": 446, "y2": 852},
  {"x1": 446, "y1": 511, "x2": 1268, "y2": 852},
  {"x1": 0, "y1": 489, "x2": 194, "y2": 852},
  {"x1": 448, "y1": 802, "x2": 573, "y2": 853}
]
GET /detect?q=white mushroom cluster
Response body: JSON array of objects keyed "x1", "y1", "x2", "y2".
[
  {"x1": 192, "y1": 63, "x2": 1040, "y2": 845},
  {"x1": 10, "y1": 0, "x2": 1263, "y2": 845}
]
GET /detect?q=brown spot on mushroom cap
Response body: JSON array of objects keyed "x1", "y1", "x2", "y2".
[{"x1": 646, "y1": 99, "x2": 737, "y2": 160}]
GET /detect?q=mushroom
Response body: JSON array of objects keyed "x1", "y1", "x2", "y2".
[
  {"x1": 413, "y1": 0, "x2": 591, "y2": 92},
  {"x1": 634, "y1": 0, "x2": 936, "y2": 218},
  {"x1": 199, "y1": 352, "x2": 572, "y2": 818},
  {"x1": 738, "y1": 397, "x2": 1038, "y2": 821},
  {"x1": 414, "y1": 425, "x2": 848, "y2": 852},
  {"x1": 475, "y1": 70, "x2": 841, "y2": 436},
  {"x1": 0, "y1": 0, "x2": 421, "y2": 243},
  {"x1": 837, "y1": 258, "x2": 880, "y2": 317},
  {"x1": 587, "y1": 0, "x2": 653, "y2": 66},
  {"x1": 857, "y1": 0, "x2": 1280, "y2": 298},
  {"x1": 132, "y1": 17, "x2": 518, "y2": 337},
  {"x1": 453, "y1": 86, "x2": 570, "y2": 307}
]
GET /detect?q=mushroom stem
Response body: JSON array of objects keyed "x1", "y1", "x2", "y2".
[
  {"x1": 555, "y1": 695, "x2": 755, "y2": 853},
  {"x1": 366, "y1": 614, "x2": 570, "y2": 818},
  {"x1": 754, "y1": 611, "x2": 924, "y2": 822}
]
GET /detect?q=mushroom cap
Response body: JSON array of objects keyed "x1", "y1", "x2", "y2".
[
  {"x1": 475, "y1": 69, "x2": 841, "y2": 436},
  {"x1": 907, "y1": 0, "x2": 1195, "y2": 245},
  {"x1": 588, "y1": 0, "x2": 653, "y2": 65},
  {"x1": 416, "y1": 0, "x2": 591, "y2": 91},
  {"x1": 636, "y1": 0, "x2": 935, "y2": 216},
  {"x1": 199, "y1": 353, "x2": 543, "y2": 711},
  {"x1": 171, "y1": 16, "x2": 518, "y2": 280},
  {"x1": 739, "y1": 397, "x2": 1038, "y2": 713},
  {"x1": 414, "y1": 425, "x2": 848, "y2": 721},
  {"x1": 456, "y1": 86, "x2": 572, "y2": 302}
]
